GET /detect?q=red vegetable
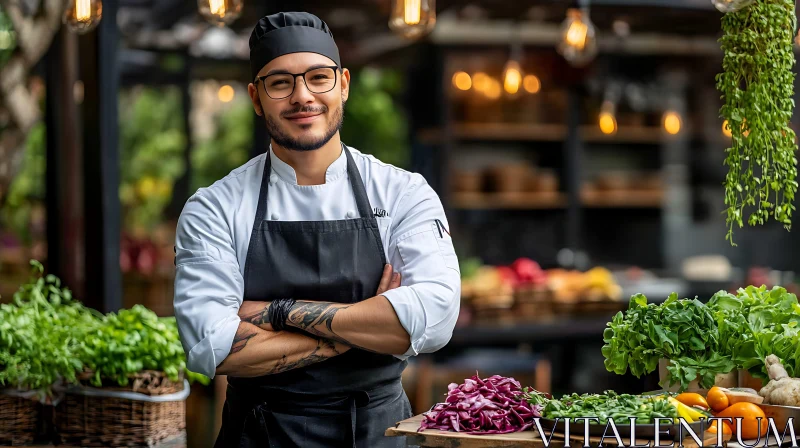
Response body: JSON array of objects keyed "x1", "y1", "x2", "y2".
[{"x1": 418, "y1": 373, "x2": 542, "y2": 434}]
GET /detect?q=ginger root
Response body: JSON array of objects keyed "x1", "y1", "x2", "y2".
[{"x1": 758, "y1": 354, "x2": 800, "y2": 407}]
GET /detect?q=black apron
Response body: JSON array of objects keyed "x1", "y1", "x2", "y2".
[{"x1": 214, "y1": 144, "x2": 412, "y2": 448}]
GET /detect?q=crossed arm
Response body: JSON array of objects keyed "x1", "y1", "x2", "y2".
[{"x1": 216, "y1": 265, "x2": 406, "y2": 377}]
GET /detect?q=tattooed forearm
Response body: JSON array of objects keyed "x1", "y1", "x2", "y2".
[
  {"x1": 229, "y1": 328, "x2": 257, "y2": 354},
  {"x1": 266, "y1": 338, "x2": 343, "y2": 374},
  {"x1": 286, "y1": 301, "x2": 378, "y2": 353},
  {"x1": 240, "y1": 303, "x2": 270, "y2": 326},
  {"x1": 288, "y1": 302, "x2": 345, "y2": 331}
]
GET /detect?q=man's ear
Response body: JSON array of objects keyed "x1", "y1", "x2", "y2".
[
  {"x1": 247, "y1": 83, "x2": 263, "y2": 116},
  {"x1": 340, "y1": 68, "x2": 351, "y2": 103}
]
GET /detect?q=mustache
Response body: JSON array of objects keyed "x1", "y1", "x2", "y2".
[{"x1": 280, "y1": 105, "x2": 328, "y2": 117}]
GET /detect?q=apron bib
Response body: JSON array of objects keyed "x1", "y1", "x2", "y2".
[{"x1": 214, "y1": 145, "x2": 411, "y2": 448}]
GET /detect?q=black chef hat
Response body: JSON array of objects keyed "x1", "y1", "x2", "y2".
[{"x1": 249, "y1": 12, "x2": 341, "y2": 81}]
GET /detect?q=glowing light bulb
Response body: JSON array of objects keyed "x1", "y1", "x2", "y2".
[
  {"x1": 503, "y1": 60, "x2": 522, "y2": 95},
  {"x1": 723, "y1": 120, "x2": 732, "y2": 138},
  {"x1": 472, "y1": 72, "x2": 491, "y2": 93},
  {"x1": 389, "y1": 0, "x2": 436, "y2": 40},
  {"x1": 711, "y1": 0, "x2": 754, "y2": 13},
  {"x1": 63, "y1": 0, "x2": 102, "y2": 34},
  {"x1": 663, "y1": 111, "x2": 682, "y2": 135},
  {"x1": 557, "y1": 8, "x2": 597, "y2": 67},
  {"x1": 198, "y1": 0, "x2": 244, "y2": 27},
  {"x1": 523, "y1": 75, "x2": 541, "y2": 94},
  {"x1": 218, "y1": 85, "x2": 235, "y2": 102},
  {"x1": 452, "y1": 72, "x2": 472, "y2": 91},
  {"x1": 599, "y1": 101, "x2": 617, "y2": 135}
]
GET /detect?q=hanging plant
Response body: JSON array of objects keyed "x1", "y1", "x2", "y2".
[{"x1": 716, "y1": 0, "x2": 798, "y2": 245}]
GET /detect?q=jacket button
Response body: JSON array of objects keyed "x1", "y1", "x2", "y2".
[
  {"x1": 346, "y1": 210, "x2": 356, "y2": 219},
  {"x1": 269, "y1": 174, "x2": 278, "y2": 185},
  {"x1": 271, "y1": 213, "x2": 280, "y2": 220}
]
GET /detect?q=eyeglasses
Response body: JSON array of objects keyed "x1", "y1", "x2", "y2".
[{"x1": 255, "y1": 66, "x2": 340, "y2": 100}]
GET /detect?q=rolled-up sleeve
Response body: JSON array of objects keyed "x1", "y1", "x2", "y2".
[
  {"x1": 381, "y1": 175, "x2": 461, "y2": 358},
  {"x1": 174, "y1": 190, "x2": 243, "y2": 378}
]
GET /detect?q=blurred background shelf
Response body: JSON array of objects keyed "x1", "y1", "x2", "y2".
[
  {"x1": 451, "y1": 190, "x2": 664, "y2": 209},
  {"x1": 419, "y1": 123, "x2": 676, "y2": 144}
]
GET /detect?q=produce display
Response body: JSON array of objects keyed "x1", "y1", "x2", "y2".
[
  {"x1": 759, "y1": 355, "x2": 800, "y2": 406},
  {"x1": 539, "y1": 391, "x2": 682, "y2": 424},
  {"x1": 602, "y1": 285, "x2": 800, "y2": 392},
  {"x1": 0, "y1": 261, "x2": 208, "y2": 396},
  {"x1": 459, "y1": 258, "x2": 623, "y2": 320}
]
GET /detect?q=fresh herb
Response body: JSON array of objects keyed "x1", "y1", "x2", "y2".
[
  {"x1": 717, "y1": 0, "x2": 798, "y2": 245},
  {"x1": 601, "y1": 293, "x2": 735, "y2": 392},
  {"x1": 539, "y1": 391, "x2": 679, "y2": 424},
  {"x1": 0, "y1": 261, "x2": 102, "y2": 393},
  {"x1": 79, "y1": 305, "x2": 209, "y2": 387}
]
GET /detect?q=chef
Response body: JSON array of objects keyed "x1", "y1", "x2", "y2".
[{"x1": 173, "y1": 11, "x2": 461, "y2": 448}]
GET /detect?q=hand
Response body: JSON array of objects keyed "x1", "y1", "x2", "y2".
[
  {"x1": 376, "y1": 264, "x2": 402, "y2": 295},
  {"x1": 238, "y1": 301, "x2": 273, "y2": 331}
]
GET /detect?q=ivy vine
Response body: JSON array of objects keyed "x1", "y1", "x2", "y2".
[{"x1": 717, "y1": 0, "x2": 798, "y2": 245}]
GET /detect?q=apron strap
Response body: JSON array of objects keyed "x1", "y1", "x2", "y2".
[
  {"x1": 342, "y1": 143, "x2": 374, "y2": 221},
  {"x1": 349, "y1": 397, "x2": 358, "y2": 448},
  {"x1": 342, "y1": 144, "x2": 388, "y2": 265},
  {"x1": 253, "y1": 150, "x2": 273, "y2": 224}
]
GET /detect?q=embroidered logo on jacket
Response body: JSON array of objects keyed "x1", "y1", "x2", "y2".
[{"x1": 373, "y1": 208, "x2": 388, "y2": 218}]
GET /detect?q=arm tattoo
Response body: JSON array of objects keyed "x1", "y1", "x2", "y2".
[
  {"x1": 287, "y1": 301, "x2": 377, "y2": 353},
  {"x1": 241, "y1": 304, "x2": 270, "y2": 326},
  {"x1": 229, "y1": 328, "x2": 257, "y2": 354},
  {"x1": 266, "y1": 338, "x2": 343, "y2": 374}
]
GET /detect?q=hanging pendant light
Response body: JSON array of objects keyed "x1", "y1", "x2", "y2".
[
  {"x1": 557, "y1": 2, "x2": 597, "y2": 67},
  {"x1": 599, "y1": 100, "x2": 618, "y2": 135},
  {"x1": 711, "y1": 0, "x2": 754, "y2": 13},
  {"x1": 389, "y1": 0, "x2": 436, "y2": 40},
  {"x1": 502, "y1": 43, "x2": 524, "y2": 96},
  {"x1": 198, "y1": 0, "x2": 244, "y2": 27},
  {"x1": 63, "y1": 0, "x2": 103, "y2": 34}
]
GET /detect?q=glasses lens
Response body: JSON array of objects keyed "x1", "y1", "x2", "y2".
[
  {"x1": 264, "y1": 74, "x2": 295, "y2": 98},
  {"x1": 305, "y1": 68, "x2": 336, "y2": 94}
]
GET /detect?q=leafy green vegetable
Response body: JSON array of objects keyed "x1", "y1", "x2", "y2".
[
  {"x1": 707, "y1": 285, "x2": 800, "y2": 383},
  {"x1": 717, "y1": 0, "x2": 798, "y2": 244},
  {"x1": 0, "y1": 261, "x2": 102, "y2": 393},
  {"x1": 602, "y1": 293, "x2": 735, "y2": 392},
  {"x1": 537, "y1": 391, "x2": 679, "y2": 424},
  {"x1": 0, "y1": 260, "x2": 209, "y2": 394},
  {"x1": 78, "y1": 305, "x2": 209, "y2": 387}
]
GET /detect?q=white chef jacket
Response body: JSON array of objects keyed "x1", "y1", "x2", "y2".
[{"x1": 173, "y1": 145, "x2": 461, "y2": 378}]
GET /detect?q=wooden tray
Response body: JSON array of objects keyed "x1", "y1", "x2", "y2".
[{"x1": 386, "y1": 415, "x2": 726, "y2": 447}]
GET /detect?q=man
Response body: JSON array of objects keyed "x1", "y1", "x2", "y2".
[{"x1": 173, "y1": 11, "x2": 461, "y2": 448}]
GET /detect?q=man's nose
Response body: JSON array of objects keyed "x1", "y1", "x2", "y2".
[{"x1": 289, "y1": 75, "x2": 315, "y2": 104}]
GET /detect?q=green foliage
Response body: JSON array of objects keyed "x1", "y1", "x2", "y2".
[
  {"x1": 0, "y1": 261, "x2": 209, "y2": 393},
  {"x1": 340, "y1": 67, "x2": 409, "y2": 168},
  {"x1": 717, "y1": 0, "x2": 798, "y2": 244},
  {"x1": 603, "y1": 286, "x2": 800, "y2": 392},
  {"x1": 707, "y1": 285, "x2": 800, "y2": 382},
  {"x1": 538, "y1": 391, "x2": 679, "y2": 424},
  {"x1": 601, "y1": 293, "x2": 736, "y2": 392},
  {"x1": 191, "y1": 100, "x2": 253, "y2": 191},
  {"x1": 0, "y1": 123, "x2": 45, "y2": 244},
  {"x1": 119, "y1": 87, "x2": 186, "y2": 232},
  {"x1": 0, "y1": 261, "x2": 102, "y2": 393},
  {"x1": 0, "y1": 5, "x2": 16, "y2": 67},
  {"x1": 79, "y1": 305, "x2": 209, "y2": 387}
]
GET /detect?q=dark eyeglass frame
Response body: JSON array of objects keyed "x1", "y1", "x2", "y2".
[{"x1": 254, "y1": 65, "x2": 341, "y2": 100}]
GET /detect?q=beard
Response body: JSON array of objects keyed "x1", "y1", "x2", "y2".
[{"x1": 265, "y1": 101, "x2": 345, "y2": 152}]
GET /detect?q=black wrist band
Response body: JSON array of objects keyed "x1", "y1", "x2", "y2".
[{"x1": 268, "y1": 298, "x2": 295, "y2": 332}]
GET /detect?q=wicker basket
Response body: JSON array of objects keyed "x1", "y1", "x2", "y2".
[
  {"x1": 55, "y1": 370, "x2": 189, "y2": 447},
  {"x1": 0, "y1": 392, "x2": 39, "y2": 446}
]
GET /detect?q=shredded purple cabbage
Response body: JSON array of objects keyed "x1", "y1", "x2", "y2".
[{"x1": 418, "y1": 373, "x2": 542, "y2": 434}]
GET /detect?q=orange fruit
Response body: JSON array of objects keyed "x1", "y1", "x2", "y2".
[
  {"x1": 676, "y1": 392, "x2": 710, "y2": 410},
  {"x1": 707, "y1": 421, "x2": 733, "y2": 435},
  {"x1": 707, "y1": 387, "x2": 730, "y2": 412},
  {"x1": 716, "y1": 402, "x2": 768, "y2": 440}
]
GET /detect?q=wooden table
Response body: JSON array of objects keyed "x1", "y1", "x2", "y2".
[{"x1": 386, "y1": 415, "x2": 733, "y2": 448}]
